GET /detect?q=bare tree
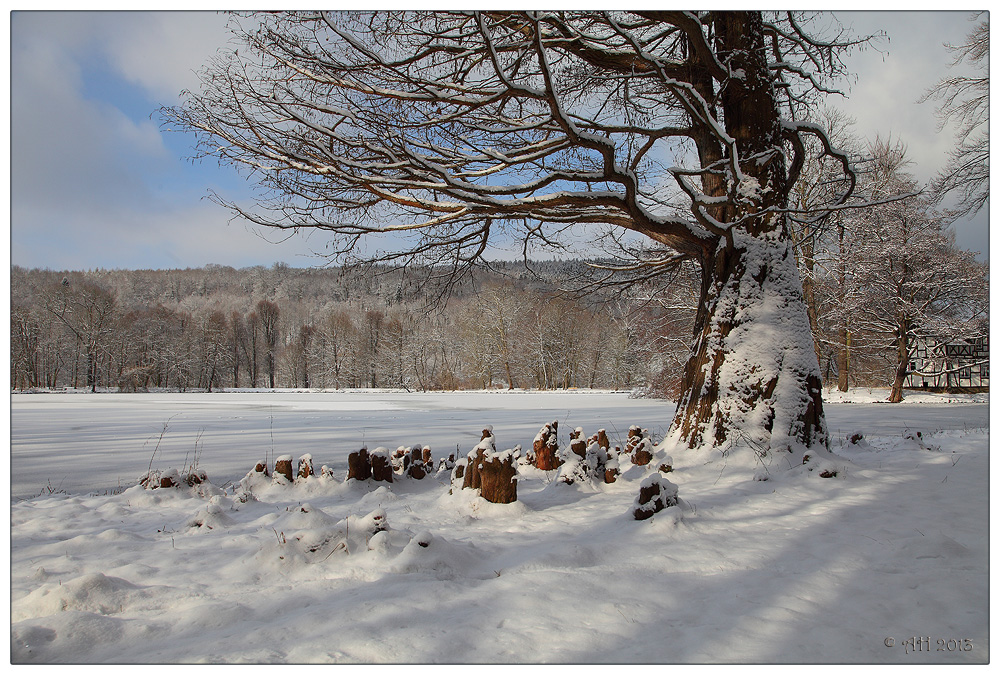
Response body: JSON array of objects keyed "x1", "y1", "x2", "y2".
[
  {"x1": 256, "y1": 299, "x2": 280, "y2": 388},
  {"x1": 44, "y1": 278, "x2": 118, "y2": 392},
  {"x1": 838, "y1": 142, "x2": 988, "y2": 402},
  {"x1": 168, "y1": 11, "x2": 875, "y2": 464},
  {"x1": 229, "y1": 310, "x2": 245, "y2": 387},
  {"x1": 922, "y1": 12, "x2": 989, "y2": 218},
  {"x1": 323, "y1": 308, "x2": 356, "y2": 389}
]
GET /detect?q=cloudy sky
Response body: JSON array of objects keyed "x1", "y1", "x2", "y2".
[{"x1": 8, "y1": 10, "x2": 990, "y2": 271}]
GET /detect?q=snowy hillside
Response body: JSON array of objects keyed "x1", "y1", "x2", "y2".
[{"x1": 10, "y1": 390, "x2": 989, "y2": 663}]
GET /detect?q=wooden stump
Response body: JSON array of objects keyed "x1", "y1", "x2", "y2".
[
  {"x1": 274, "y1": 456, "x2": 294, "y2": 482},
  {"x1": 462, "y1": 447, "x2": 485, "y2": 490},
  {"x1": 370, "y1": 451, "x2": 393, "y2": 483},
  {"x1": 532, "y1": 421, "x2": 562, "y2": 471},
  {"x1": 632, "y1": 443, "x2": 653, "y2": 466},
  {"x1": 392, "y1": 447, "x2": 411, "y2": 473},
  {"x1": 297, "y1": 454, "x2": 314, "y2": 479},
  {"x1": 633, "y1": 475, "x2": 679, "y2": 520},
  {"x1": 569, "y1": 438, "x2": 587, "y2": 459},
  {"x1": 627, "y1": 427, "x2": 653, "y2": 466},
  {"x1": 597, "y1": 429, "x2": 610, "y2": 450},
  {"x1": 479, "y1": 450, "x2": 518, "y2": 504},
  {"x1": 185, "y1": 469, "x2": 208, "y2": 486},
  {"x1": 348, "y1": 448, "x2": 372, "y2": 481},
  {"x1": 159, "y1": 469, "x2": 179, "y2": 489},
  {"x1": 407, "y1": 460, "x2": 427, "y2": 480}
]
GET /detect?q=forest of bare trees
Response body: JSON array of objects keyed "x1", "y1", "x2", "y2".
[{"x1": 10, "y1": 262, "x2": 696, "y2": 394}]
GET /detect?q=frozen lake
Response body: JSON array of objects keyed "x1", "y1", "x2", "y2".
[{"x1": 10, "y1": 390, "x2": 989, "y2": 499}]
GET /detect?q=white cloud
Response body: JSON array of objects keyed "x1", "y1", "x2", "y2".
[
  {"x1": 11, "y1": 16, "x2": 169, "y2": 210},
  {"x1": 12, "y1": 197, "x2": 324, "y2": 271},
  {"x1": 836, "y1": 11, "x2": 980, "y2": 185},
  {"x1": 96, "y1": 12, "x2": 234, "y2": 102}
]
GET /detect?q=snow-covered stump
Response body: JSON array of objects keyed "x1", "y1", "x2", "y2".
[
  {"x1": 184, "y1": 469, "x2": 209, "y2": 486},
  {"x1": 252, "y1": 461, "x2": 269, "y2": 477},
  {"x1": 604, "y1": 455, "x2": 620, "y2": 484},
  {"x1": 159, "y1": 468, "x2": 180, "y2": 489},
  {"x1": 531, "y1": 421, "x2": 562, "y2": 471},
  {"x1": 658, "y1": 455, "x2": 674, "y2": 474},
  {"x1": 462, "y1": 448, "x2": 485, "y2": 491},
  {"x1": 273, "y1": 456, "x2": 294, "y2": 483},
  {"x1": 347, "y1": 448, "x2": 371, "y2": 481},
  {"x1": 392, "y1": 447, "x2": 410, "y2": 474},
  {"x1": 407, "y1": 449, "x2": 429, "y2": 480},
  {"x1": 569, "y1": 428, "x2": 587, "y2": 460},
  {"x1": 297, "y1": 454, "x2": 314, "y2": 480},
  {"x1": 437, "y1": 451, "x2": 456, "y2": 478},
  {"x1": 632, "y1": 474, "x2": 679, "y2": 520},
  {"x1": 370, "y1": 449, "x2": 393, "y2": 483},
  {"x1": 627, "y1": 427, "x2": 654, "y2": 466},
  {"x1": 596, "y1": 429, "x2": 610, "y2": 451},
  {"x1": 479, "y1": 447, "x2": 520, "y2": 504},
  {"x1": 557, "y1": 428, "x2": 608, "y2": 486},
  {"x1": 451, "y1": 456, "x2": 466, "y2": 482},
  {"x1": 463, "y1": 430, "x2": 497, "y2": 491}
]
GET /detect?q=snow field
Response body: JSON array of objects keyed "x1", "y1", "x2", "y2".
[{"x1": 9, "y1": 390, "x2": 990, "y2": 663}]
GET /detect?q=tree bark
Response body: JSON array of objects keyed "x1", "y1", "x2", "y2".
[
  {"x1": 666, "y1": 232, "x2": 827, "y2": 464},
  {"x1": 888, "y1": 328, "x2": 910, "y2": 403},
  {"x1": 836, "y1": 329, "x2": 850, "y2": 392},
  {"x1": 662, "y1": 13, "x2": 830, "y2": 465}
]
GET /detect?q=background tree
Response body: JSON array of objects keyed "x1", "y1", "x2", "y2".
[
  {"x1": 256, "y1": 299, "x2": 280, "y2": 388},
  {"x1": 167, "y1": 10, "x2": 879, "y2": 466},
  {"x1": 839, "y1": 142, "x2": 988, "y2": 402},
  {"x1": 44, "y1": 278, "x2": 118, "y2": 392},
  {"x1": 921, "y1": 12, "x2": 989, "y2": 217}
]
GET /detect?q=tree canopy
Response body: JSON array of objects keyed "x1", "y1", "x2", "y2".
[{"x1": 168, "y1": 11, "x2": 869, "y2": 273}]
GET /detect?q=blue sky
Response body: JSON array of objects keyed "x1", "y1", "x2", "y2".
[{"x1": 7, "y1": 10, "x2": 990, "y2": 271}]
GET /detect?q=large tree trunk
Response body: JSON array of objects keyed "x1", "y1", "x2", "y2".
[
  {"x1": 665, "y1": 230, "x2": 828, "y2": 468},
  {"x1": 661, "y1": 12, "x2": 830, "y2": 468}
]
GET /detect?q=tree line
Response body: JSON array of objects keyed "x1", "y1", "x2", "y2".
[{"x1": 10, "y1": 262, "x2": 693, "y2": 394}]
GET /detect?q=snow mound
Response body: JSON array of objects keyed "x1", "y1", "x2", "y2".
[
  {"x1": 186, "y1": 503, "x2": 235, "y2": 531},
  {"x1": 387, "y1": 531, "x2": 492, "y2": 580},
  {"x1": 12, "y1": 572, "x2": 160, "y2": 622},
  {"x1": 12, "y1": 611, "x2": 126, "y2": 663}
]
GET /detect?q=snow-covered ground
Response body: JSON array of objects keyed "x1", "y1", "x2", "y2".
[{"x1": 9, "y1": 389, "x2": 990, "y2": 663}]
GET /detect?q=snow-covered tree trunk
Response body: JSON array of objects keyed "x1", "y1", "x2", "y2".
[
  {"x1": 665, "y1": 229, "x2": 827, "y2": 466},
  {"x1": 662, "y1": 12, "x2": 829, "y2": 467}
]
